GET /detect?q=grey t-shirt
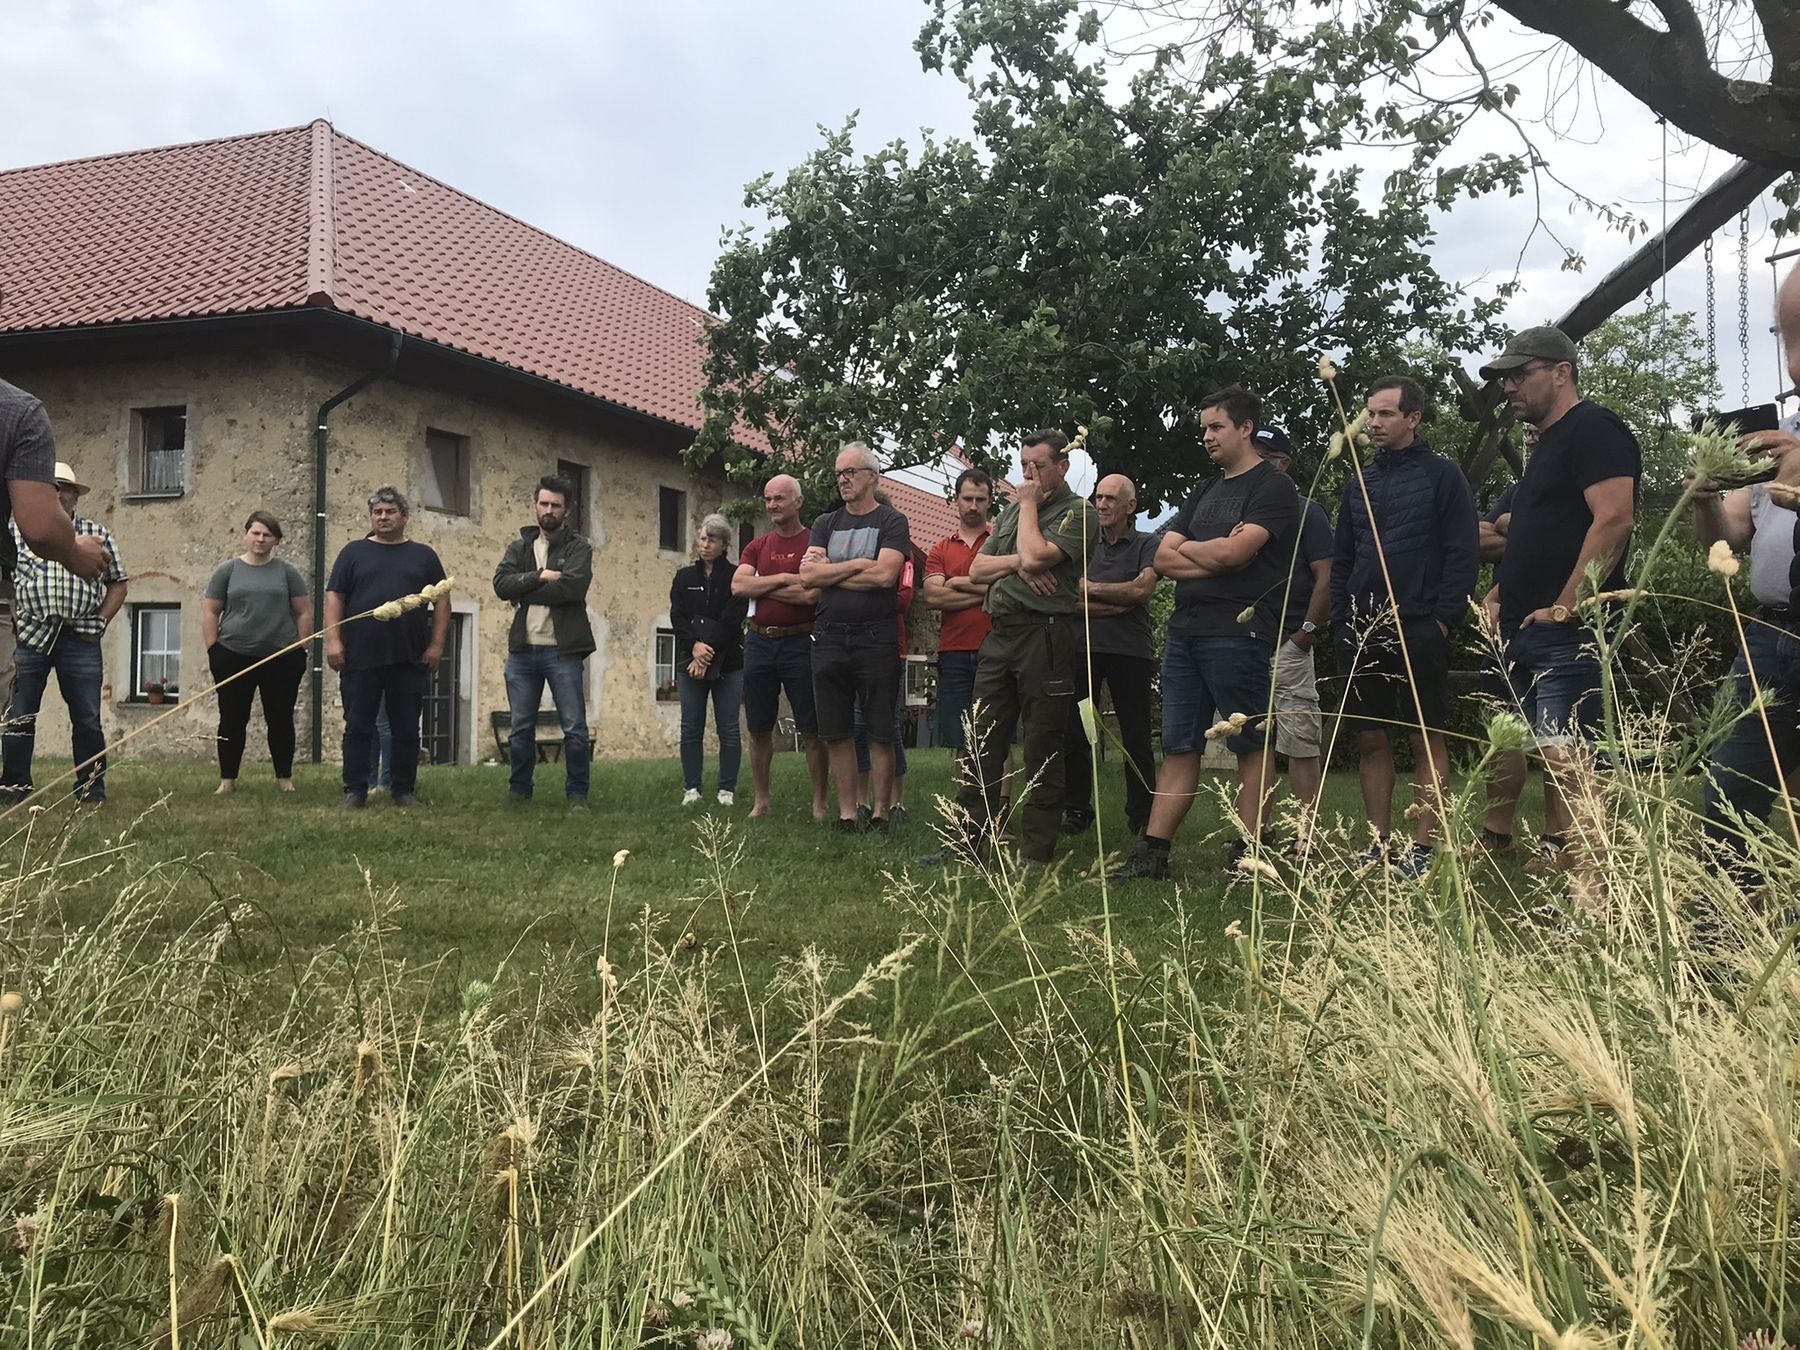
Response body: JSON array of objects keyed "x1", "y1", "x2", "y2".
[
  {"x1": 808, "y1": 503, "x2": 912, "y2": 625},
  {"x1": 1748, "y1": 483, "x2": 1799, "y2": 609},
  {"x1": 205, "y1": 556, "x2": 307, "y2": 656},
  {"x1": 1085, "y1": 528, "x2": 1159, "y2": 659},
  {"x1": 0, "y1": 378, "x2": 58, "y2": 570}
]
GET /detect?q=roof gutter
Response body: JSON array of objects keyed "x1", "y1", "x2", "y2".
[{"x1": 310, "y1": 330, "x2": 402, "y2": 764}]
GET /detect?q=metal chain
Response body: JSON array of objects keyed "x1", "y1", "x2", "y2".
[
  {"x1": 1704, "y1": 236, "x2": 1717, "y2": 386},
  {"x1": 1738, "y1": 208, "x2": 1752, "y2": 405}
]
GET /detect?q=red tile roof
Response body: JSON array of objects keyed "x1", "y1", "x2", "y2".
[
  {"x1": 0, "y1": 121, "x2": 741, "y2": 440},
  {"x1": 881, "y1": 475, "x2": 961, "y2": 552}
]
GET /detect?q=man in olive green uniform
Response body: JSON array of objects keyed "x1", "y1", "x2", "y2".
[{"x1": 923, "y1": 428, "x2": 1099, "y2": 867}]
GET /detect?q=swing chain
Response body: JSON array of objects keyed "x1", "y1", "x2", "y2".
[
  {"x1": 1738, "y1": 207, "x2": 1752, "y2": 404},
  {"x1": 1704, "y1": 236, "x2": 1718, "y2": 385}
]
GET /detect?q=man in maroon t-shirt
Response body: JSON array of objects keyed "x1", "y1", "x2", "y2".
[
  {"x1": 924, "y1": 467, "x2": 998, "y2": 750},
  {"x1": 732, "y1": 474, "x2": 829, "y2": 818}
]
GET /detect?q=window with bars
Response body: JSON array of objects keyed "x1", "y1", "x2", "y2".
[
  {"x1": 131, "y1": 604, "x2": 181, "y2": 700},
  {"x1": 131, "y1": 407, "x2": 187, "y2": 496},
  {"x1": 654, "y1": 628, "x2": 678, "y2": 701}
]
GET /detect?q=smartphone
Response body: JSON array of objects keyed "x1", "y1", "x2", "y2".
[{"x1": 1693, "y1": 403, "x2": 1780, "y2": 434}]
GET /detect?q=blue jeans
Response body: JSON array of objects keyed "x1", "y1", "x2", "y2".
[
  {"x1": 678, "y1": 668, "x2": 743, "y2": 793},
  {"x1": 853, "y1": 681, "x2": 908, "y2": 778},
  {"x1": 1160, "y1": 633, "x2": 1273, "y2": 756},
  {"x1": 1502, "y1": 622, "x2": 1604, "y2": 748},
  {"x1": 936, "y1": 649, "x2": 979, "y2": 750},
  {"x1": 341, "y1": 664, "x2": 427, "y2": 797},
  {"x1": 505, "y1": 646, "x2": 591, "y2": 799},
  {"x1": 1702, "y1": 616, "x2": 1800, "y2": 864},
  {"x1": 1, "y1": 632, "x2": 107, "y2": 801},
  {"x1": 367, "y1": 701, "x2": 392, "y2": 791}
]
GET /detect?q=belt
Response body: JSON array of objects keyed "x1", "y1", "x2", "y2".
[
  {"x1": 813, "y1": 620, "x2": 885, "y2": 634},
  {"x1": 1758, "y1": 604, "x2": 1797, "y2": 631},
  {"x1": 991, "y1": 612, "x2": 1066, "y2": 627},
  {"x1": 750, "y1": 620, "x2": 813, "y2": 639}
]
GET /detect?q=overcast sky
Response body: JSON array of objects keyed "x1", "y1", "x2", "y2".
[{"x1": 3, "y1": 0, "x2": 1792, "y2": 426}]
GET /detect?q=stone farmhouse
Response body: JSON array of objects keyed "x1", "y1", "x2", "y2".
[{"x1": 0, "y1": 122, "x2": 962, "y2": 766}]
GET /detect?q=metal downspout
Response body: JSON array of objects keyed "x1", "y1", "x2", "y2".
[{"x1": 310, "y1": 331, "x2": 403, "y2": 762}]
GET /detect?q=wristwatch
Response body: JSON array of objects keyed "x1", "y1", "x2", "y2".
[
  {"x1": 1550, "y1": 603, "x2": 1572, "y2": 623},
  {"x1": 1300, "y1": 621, "x2": 1318, "y2": 635}
]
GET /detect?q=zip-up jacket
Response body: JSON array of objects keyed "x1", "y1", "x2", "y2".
[
  {"x1": 670, "y1": 559, "x2": 748, "y2": 676},
  {"x1": 493, "y1": 526, "x2": 596, "y2": 656},
  {"x1": 1331, "y1": 437, "x2": 1479, "y2": 630}
]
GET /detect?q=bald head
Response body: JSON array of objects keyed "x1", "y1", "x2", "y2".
[
  {"x1": 762, "y1": 473, "x2": 804, "y2": 530},
  {"x1": 1094, "y1": 473, "x2": 1138, "y2": 534}
]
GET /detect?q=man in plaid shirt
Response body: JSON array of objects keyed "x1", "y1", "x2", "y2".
[{"x1": 1, "y1": 462, "x2": 128, "y2": 805}]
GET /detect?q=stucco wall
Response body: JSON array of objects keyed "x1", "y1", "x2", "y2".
[{"x1": 8, "y1": 345, "x2": 736, "y2": 775}]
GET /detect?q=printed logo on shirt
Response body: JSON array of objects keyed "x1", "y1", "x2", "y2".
[{"x1": 826, "y1": 526, "x2": 883, "y2": 564}]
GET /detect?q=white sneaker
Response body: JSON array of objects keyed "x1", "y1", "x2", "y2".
[
  {"x1": 681, "y1": 788, "x2": 702, "y2": 807},
  {"x1": 716, "y1": 790, "x2": 735, "y2": 807}
]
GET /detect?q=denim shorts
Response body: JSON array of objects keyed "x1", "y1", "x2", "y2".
[
  {"x1": 1161, "y1": 633, "x2": 1274, "y2": 756},
  {"x1": 743, "y1": 630, "x2": 817, "y2": 736},
  {"x1": 1502, "y1": 622, "x2": 1603, "y2": 748}
]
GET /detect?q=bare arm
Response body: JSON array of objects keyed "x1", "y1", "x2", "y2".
[
  {"x1": 1302, "y1": 558, "x2": 1331, "y2": 629},
  {"x1": 202, "y1": 598, "x2": 224, "y2": 648},
  {"x1": 1154, "y1": 531, "x2": 1205, "y2": 581},
  {"x1": 1690, "y1": 487, "x2": 1753, "y2": 552},
  {"x1": 1014, "y1": 498, "x2": 1066, "y2": 573},
  {"x1": 924, "y1": 573, "x2": 986, "y2": 612},
  {"x1": 1523, "y1": 476, "x2": 1636, "y2": 624},
  {"x1": 423, "y1": 596, "x2": 451, "y2": 670},
  {"x1": 1478, "y1": 518, "x2": 1509, "y2": 564},
  {"x1": 10, "y1": 482, "x2": 105, "y2": 579},
  {"x1": 836, "y1": 547, "x2": 905, "y2": 591},
  {"x1": 1083, "y1": 566, "x2": 1156, "y2": 608},
  {"x1": 98, "y1": 580, "x2": 127, "y2": 625},
  {"x1": 1175, "y1": 524, "x2": 1272, "y2": 578},
  {"x1": 732, "y1": 561, "x2": 795, "y2": 599},
  {"x1": 968, "y1": 551, "x2": 1021, "y2": 584},
  {"x1": 291, "y1": 593, "x2": 315, "y2": 644},
  {"x1": 324, "y1": 591, "x2": 347, "y2": 670}
]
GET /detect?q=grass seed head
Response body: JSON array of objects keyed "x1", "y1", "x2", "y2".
[{"x1": 1708, "y1": 539, "x2": 1742, "y2": 577}]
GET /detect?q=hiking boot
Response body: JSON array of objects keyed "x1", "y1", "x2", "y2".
[
  {"x1": 1061, "y1": 810, "x2": 1094, "y2": 836},
  {"x1": 340, "y1": 791, "x2": 367, "y2": 811},
  {"x1": 1109, "y1": 840, "x2": 1170, "y2": 882}
]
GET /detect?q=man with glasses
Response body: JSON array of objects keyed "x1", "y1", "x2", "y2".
[
  {"x1": 1478, "y1": 326, "x2": 1640, "y2": 872},
  {"x1": 734, "y1": 473, "x2": 830, "y2": 819},
  {"x1": 325, "y1": 486, "x2": 450, "y2": 809},
  {"x1": 922, "y1": 428, "x2": 1098, "y2": 869},
  {"x1": 799, "y1": 443, "x2": 912, "y2": 831}
]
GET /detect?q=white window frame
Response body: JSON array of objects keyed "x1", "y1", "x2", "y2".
[
  {"x1": 131, "y1": 604, "x2": 182, "y2": 702},
  {"x1": 654, "y1": 627, "x2": 678, "y2": 701}
]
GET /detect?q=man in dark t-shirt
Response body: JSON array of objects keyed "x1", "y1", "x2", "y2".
[
  {"x1": 799, "y1": 443, "x2": 911, "y2": 831},
  {"x1": 324, "y1": 485, "x2": 450, "y2": 809},
  {"x1": 1063, "y1": 472, "x2": 1159, "y2": 839},
  {"x1": 1479, "y1": 326, "x2": 1640, "y2": 872},
  {"x1": 1114, "y1": 386, "x2": 1299, "y2": 882}
]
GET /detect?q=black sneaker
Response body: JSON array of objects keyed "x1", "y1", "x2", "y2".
[
  {"x1": 341, "y1": 791, "x2": 367, "y2": 810},
  {"x1": 1061, "y1": 811, "x2": 1094, "y2": 836},
  {"x1": 1109, "y1": 840, "x2": 1170, "y2": 882},
  {"x1": 391, "y1": 792, "x2": 422, "y2": 809}
]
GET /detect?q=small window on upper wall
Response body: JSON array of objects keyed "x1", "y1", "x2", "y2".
[
  {"x1": 422, "y1": 428, "x2": 471, "y2": 515},
  {"x1": 131, "y1": 604, "x2": 182, "y2": 701},
  {"x1": 130, "y1": 406, "x2": 187, "y2": 496},
  {"x1": 658, "y1": 486, "x2": 687, "y2": 553}
]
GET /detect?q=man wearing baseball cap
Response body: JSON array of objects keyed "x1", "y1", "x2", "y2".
[
  {"x1": 1478, "y1": 325, "x2": 1640, "y2": 872},
  {"x1": 1, "y1": 461, "x2": 129, "y2": 805}
]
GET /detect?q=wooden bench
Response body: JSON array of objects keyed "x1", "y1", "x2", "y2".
[{"x1": 489, "y1": 709, "x2": 568, "y2": 762}]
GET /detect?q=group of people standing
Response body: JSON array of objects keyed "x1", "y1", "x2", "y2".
[{"x1": 3, "y1": 279, "x2": 1798, "y2": 877}]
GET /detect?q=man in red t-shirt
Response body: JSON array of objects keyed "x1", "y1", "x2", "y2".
[
  {"x1": 732, "y1": 474, "x2": 828, "y2": 818},
  {"x1": 924, "y1": 468, "x2": 998, "y2": 750}
]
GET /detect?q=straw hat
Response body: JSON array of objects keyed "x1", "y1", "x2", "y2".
[{"x1": 52, "y1": 462, "x2": 90, "y2": 496}]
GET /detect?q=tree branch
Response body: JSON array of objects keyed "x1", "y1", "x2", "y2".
[
  {"x1": 1750, "y1": 0, "x2": 1800, "y2": 90},
  {"x1": 1491, "y1": 0, "x2": 1800, "y2": 168},
  {"x1": 1644, "y1": 0, "x2": 1705, "y2": 49}
]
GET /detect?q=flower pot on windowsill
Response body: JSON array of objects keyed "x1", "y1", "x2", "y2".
[{"x1": 146, "y1": 690, "x2": 166, "y2": 705}]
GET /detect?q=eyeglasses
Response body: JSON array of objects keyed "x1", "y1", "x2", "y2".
[
  {"x1": 1498, "y1": 361, "x2": 1558, "y2": 387},
  {"x1": 834, "y1": 467, "x2": 874, "y2": 480}
]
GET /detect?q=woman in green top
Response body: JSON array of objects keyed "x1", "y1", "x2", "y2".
[{"x1": 201, "y1": 512, "x2": 312, "y2": 794}]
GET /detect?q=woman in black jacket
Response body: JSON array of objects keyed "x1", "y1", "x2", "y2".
[{"x1": 671, "y1": 513, "x2": 748, "y2": 806}]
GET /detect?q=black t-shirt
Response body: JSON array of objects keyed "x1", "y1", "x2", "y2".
[
  {"x1": 1484, "y1": 482, "x2": 1517, "y2": 525},
  {"x1": 1282, "y1": 497, "x2": 1333, "y2": 635},
  {"x1": 1496, "y1": 401, "x2": 1641, "y2": 629},
  {"x1": 1165, "y1": 460, "x2": 1299, "y2": 641},
  {"x1": 0, "y1": 379, "x2": 58, "y2": 571},
  {"x1": 808, "y1": 503, "x2": 912, "y2": 625},
  {"x1": 326, "y1": 538, "x2": 448, "y2": 670}
]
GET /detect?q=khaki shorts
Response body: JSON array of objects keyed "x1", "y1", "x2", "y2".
[{"x1": 1270, "y1": 637, "x2": 1320, "y2": 759}]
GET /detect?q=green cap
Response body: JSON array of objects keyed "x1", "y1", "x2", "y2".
[{"x1": 1479, "y1": 325, "x2": 1579, "y2": 381}]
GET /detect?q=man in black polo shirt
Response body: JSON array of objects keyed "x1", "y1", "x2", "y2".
[
  {"x1": 1479, "y1": 326, "x2": 1640, "y2": 872},
  {"x1": 800, "y1": 441, "x2": 911, "y2": 832},
  {"x1": 325, "y1": 486, "x2": 450, "y2": 809},
  {"x1": 1064, "y1": 473, "x2": 1159, "y2": 839},
  {"x1": 1114, "y1": 386, "x2": 1298, "y2": 881}
]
